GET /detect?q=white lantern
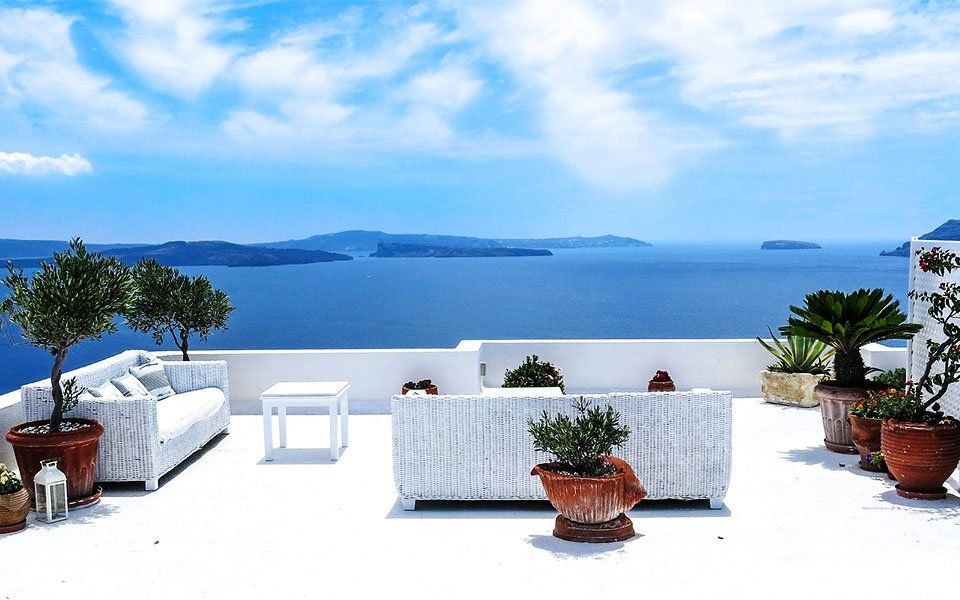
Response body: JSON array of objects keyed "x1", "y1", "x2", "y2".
[{"x1": 34, "y1": 460, "x2": 68, "y2": 523}]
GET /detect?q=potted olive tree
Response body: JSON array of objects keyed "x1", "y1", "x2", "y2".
[
  {"x1": 529, "y1": 398, "x2": 646, "y2": 542},
  {"x1": 503, "y1": 355, "x2": 564, "y2": 392},
  {"x1": 757, "y1": 328, "x2": 833, "y2": 407},
  {"x1": 3, "y1": 239, "x2": 131, "y2": 507},
  {"x1": 874, "y1": 247, "x2": 960, "y2": 499},
  {"x1": 781, "y1": 289, "x2": 920, "y2": 453},
  {"x1": 126, "y1": 259, "x2": 233, "y2": 361}
]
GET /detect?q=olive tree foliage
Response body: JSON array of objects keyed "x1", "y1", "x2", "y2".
[
  {"x1": 126, "y1": 259, "x2": 233, "y2": 361},
  {"x1": 0, "y1": 239, "x2": 132, "y2": 431}
]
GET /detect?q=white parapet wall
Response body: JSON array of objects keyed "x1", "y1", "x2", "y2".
[{"x1": 0, "y1": 339, "x2": 907, "y2": 460}]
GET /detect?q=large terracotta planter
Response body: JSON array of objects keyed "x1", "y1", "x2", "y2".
[
  {"x1": 0, "y1": 488, "x2": 30, "y2": 533},
  {"x1": 815, "y1": 382, "x2": 868, "y2": 454},
  {"x1": 531, "y1": 456, "x2": 647, "y2": 524},
  {"x1": 759, "y1": 371, "x2": 822, "y2": 408},
  {"x1": 849, "y1": 414, "x2": 884, "y2": 472},
  {"x1": 881, "y1": 419, "x2": 960, "y2": 500},
  {"x1": 6, "y1": 418, "x2": 104, "y2": 508}
]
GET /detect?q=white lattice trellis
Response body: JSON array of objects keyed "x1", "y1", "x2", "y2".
[{"x1": 908, "y1": 237, "x2": 960, "y2": 418}]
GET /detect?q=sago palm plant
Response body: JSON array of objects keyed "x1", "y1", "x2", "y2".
[
  {"x1": 757, "y1": 327, "x2": 833, "y2": 375},
  {"x1": 780, "y1": 289, "x2": 920, "y2": 387}
]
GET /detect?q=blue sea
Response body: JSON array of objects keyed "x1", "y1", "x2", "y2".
[{"x1": 0, "y1": 242, "x2": 910, "y2": 393}]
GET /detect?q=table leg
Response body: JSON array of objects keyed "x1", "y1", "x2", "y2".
[
  {"x1": 279, "y1": 405, "x2": 287, "y2": 448},
  {"x1": 262, "y1": 402, "x2": 274, "y2": 461},
  {"x1": 340, "y1": 391, "x2": 349, "y2": 447},
  {"x1": 329, "y1": 399, "x2": 339, "y2": 461}
]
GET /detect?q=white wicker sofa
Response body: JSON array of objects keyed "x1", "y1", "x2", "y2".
[
  {"x1": 392, "y1": 390, "x2": 732, "y2": 510},
  {"x1": 21, "y1": 350, "x2": 229, "y2": 491}
]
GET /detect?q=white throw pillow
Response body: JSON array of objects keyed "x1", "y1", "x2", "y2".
[
  {"x1": 129, "y1": 361, "x2": 175, "y2": 400},
  {"x1": 89, "y1": 381, "x2": 124, "y2": 399},
  {"x1": 111, "y1": 373, "x2": 150, "y2": 397}
]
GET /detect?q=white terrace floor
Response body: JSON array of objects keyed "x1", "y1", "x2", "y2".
[{"x1": 5, "y1": 398, "x2": 960, "y2": 600}]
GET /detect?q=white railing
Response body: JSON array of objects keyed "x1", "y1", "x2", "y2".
[{"x1": 908, "y1": 238, "x2": 960, "y2": 417}]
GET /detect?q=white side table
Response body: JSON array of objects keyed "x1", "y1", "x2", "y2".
[{"x1": 261, "y1": 381, "x2": 350, "y2": 461}]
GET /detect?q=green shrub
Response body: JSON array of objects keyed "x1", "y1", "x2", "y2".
[
  {"x1": 757, "y1": 327, "x2": 832, "y2": 375},
  {"x1": 528, "y1": 397, "x2": 629, "y2": 477},
  {"x1": 503, "y1": 355, "x2": 564, "y2": 392},
  {"x1": 872, "y1": 368, "x2": 906, "y2": 390}
]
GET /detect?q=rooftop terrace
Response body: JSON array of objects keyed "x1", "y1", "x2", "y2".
[{"x1": 4, "y1": 396, "x2": 959, "y2": 599}]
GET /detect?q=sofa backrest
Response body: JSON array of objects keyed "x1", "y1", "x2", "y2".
[{"x1": 21, "y1": 350, "x2": 155, "y2": 394}]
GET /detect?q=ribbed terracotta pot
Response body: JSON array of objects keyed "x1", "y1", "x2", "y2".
[
  {"x1": 881, "y1": 419, "x2": 960, "y2": 500},
  {"x1": 815, "y1": 382, "x2": 868, "y2": 454},
  {"x1": 6, "y1": 418, "x2": 104, "y2": 508},
  {"x1": 531, "y1": 456, "x2": 647, "y2": 524},
  {"x1": 648, "y1": 381, "x2": 676, "y2": 392},
  {"x1": 849, "y1": 414, "x2": 884, "y2": 472},
  {"x1": 0, "y1": 488, "x2": 30, "y2": 533}
]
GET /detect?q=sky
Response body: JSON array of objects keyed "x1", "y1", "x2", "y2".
[{"x1": 1, "y1": 0, "x2": 959, "y2": 244}]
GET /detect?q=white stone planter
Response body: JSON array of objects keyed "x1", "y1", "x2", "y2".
[{"x1": 759, "y1": 371, "x2": 823, "y2": 408}]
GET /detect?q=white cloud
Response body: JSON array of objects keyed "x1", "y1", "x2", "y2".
[
  {"x1": 453, "y1": 0, "x2": 688, "y2": 189},
  {"x1": 0, "y1": 152, "x2": 93, "y2": 176},
  {"x1": 0, "y1": 8, "x2": 147, "y2": 129},
  {"x1": 224, "y1": 14, "x2": 481, "y2": 150},
  {"x1": 108, "y1": 0, "x2": 237, "y2": 99}
]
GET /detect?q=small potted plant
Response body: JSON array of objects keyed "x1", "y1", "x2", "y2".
[
  {"x1": 529, "y1": 398, "x2": 646, "y2": 542},
  {"x1": 0, "y1": 463, "x2": 29, "y2": 534},
  {"x1": 781, "y1": 289, "x2": 920, "y2": 453},
  {"x1": 875, "y1": 247, "x2": 960, "y2": 499},
  {"x1": 2, "y1": 239, "x2": 130, "y2": 507},
  {"x1": 757, "y1": 328, "x2": 833, "y2": 407},
  {"x1": 503, "y1": 355, "x2": 564, "y2": 392},
  {"x1": 648, "y1": 370, "x2": 676, "y2": 392},
  {"x1": 401, "y1": 379, "x2": 438, "y2": 395},
  {"x1": 848, "y1": 370, "x2": 905, "y2": 472}
]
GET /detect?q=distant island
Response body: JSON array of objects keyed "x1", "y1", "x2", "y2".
[
  {"x1": 7, "y1": 241, "x2": 352, "y2": 268},
  {"x1": 0, "y1": 230, "x2": 647, "y2": 268},
  {"x1": 881, "y1": 219, "x2": 960, "y2": 257},
  {"x1": 370, "y1": 243, "x2": 552, "y2": 258},
  {"x1": 260, "y1": 231, "x2": 650, "y2": 252},
  {"x1": 761, "y1": 240, "x2": 821, "y2": 250}
]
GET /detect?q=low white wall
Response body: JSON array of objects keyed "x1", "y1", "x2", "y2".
[
  {"x1": 0, "y1": 390, "x2": 24, "y2": 467},
  {"x1": 158, "y1": 340, "x2": 484, "y2": 414}
]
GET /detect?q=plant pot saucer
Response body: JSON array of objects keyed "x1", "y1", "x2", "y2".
[
  {"x1": 823, "y1": 439, "x2": 858, "y2": 454},
  {"x1": 895, "y1": 484, "x2": 947, "y2": 500},
  {"x1": 0, "y1": 519, "x2": 26, "y2": 534},
  {"x1": 553, "y1": 513, "x2": 635, "y2": 543},
  {"x1": 31, "y1": 486, "x2": 102, "y2": 512}
]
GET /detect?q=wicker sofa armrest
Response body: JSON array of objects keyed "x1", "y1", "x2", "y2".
[{"x1": 162, "y1": 360, "x2": 230, "y2": 397}]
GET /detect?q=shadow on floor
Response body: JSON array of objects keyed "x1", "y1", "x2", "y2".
[
  {"x1": 870, "y1": 489, "x2": 960, "y2": 522},
  {"x1": 101, "y1": 432, "x2": 229, "y2": 498},
  {"x1": 779, "y1": 445, "x2": 886, "y2": 479},
  {"x1": 526, "y1": 532, "x2": 642, "y2": 558},
  {"x1": 385, "y1": 498, "x2": 730, "y2": 519},
  {"x1": 256, "y1": 447, "x2": 339, "y2": 465}
]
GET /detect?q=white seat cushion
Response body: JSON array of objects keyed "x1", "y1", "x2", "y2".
[{"x1": 156, "y1": 387, "x2": 225, "y2": 443}]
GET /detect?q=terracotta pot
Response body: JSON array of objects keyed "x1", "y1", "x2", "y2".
[
  {"x1": 815, "y1": 382, "x2": 869, "y2": 454},
  {"x1": 6, "y1": 418, "x2": 104, "y2": 508},
  {"x1": 759, "y1": 371, "x2": 823, "y2": 408},
  {"x1": 531, "y1": 456, "x2": 647, "y2": 524},
  {"x1": 0, "y1": 488, "x2": 30, "y2": 533},
  {"x1": 881, "y1": 419, "x2": 960, "y2": 500},
  {"x1": 648, "y1": 380, "x2": 676, "y2": 392},
  {"x1": 401, "y1": 385, "x2": 439, "y2": 395},
  {"x1": 849, "y1": 414, "x2": 884, "y2": 472}
]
